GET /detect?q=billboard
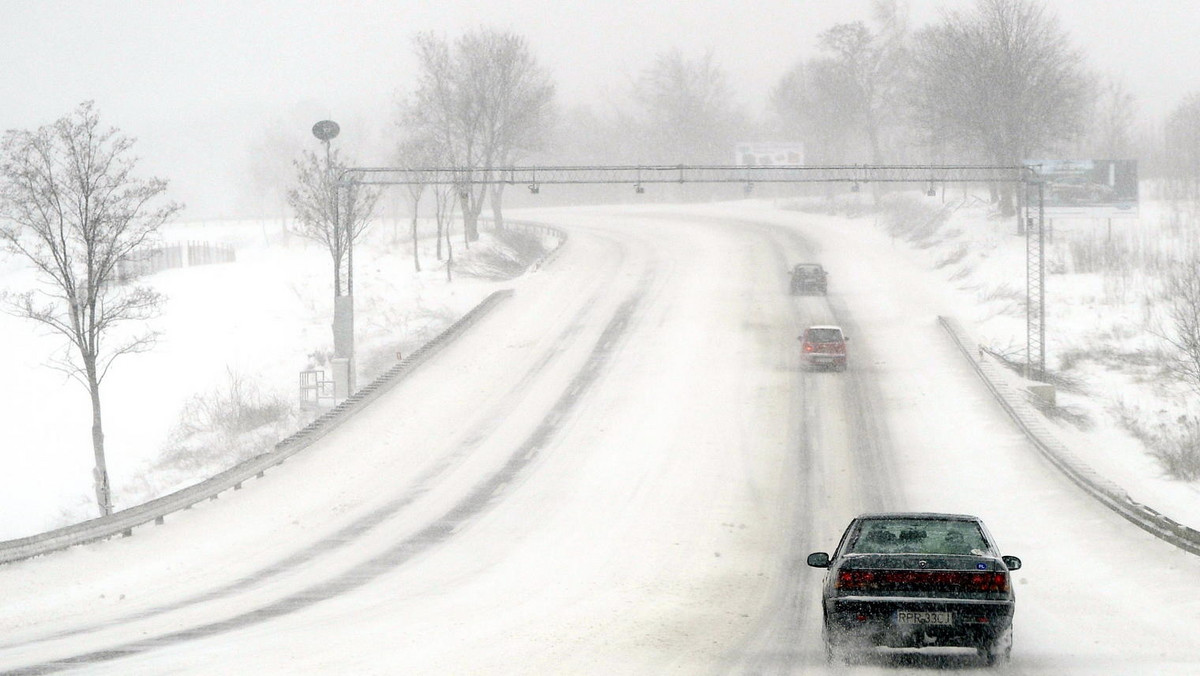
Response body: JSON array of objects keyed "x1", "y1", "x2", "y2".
[
  {"x1": 736, "y1": 142, "x2": 804, "y2": 166},
  {"x1": 1023, "y1": 159, "x2": 1138, "y2": 218}
]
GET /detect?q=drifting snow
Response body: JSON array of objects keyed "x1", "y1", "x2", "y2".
[
  {"x1": 0, "y1": 219, "x2": 545, "y2": 539},
  {"x1": 3, "y1": 197, "x2": 1199, "y2": 545}
]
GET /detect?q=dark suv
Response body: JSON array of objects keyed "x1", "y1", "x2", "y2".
[{"x1": 790, "y1": 264, "x2": 828, "y2": 295}]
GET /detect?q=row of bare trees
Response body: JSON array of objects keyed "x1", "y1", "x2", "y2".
[
  {"x1": 284, "y1": 0, "x2": 1121, "y2": 253},
  {"x1": 770, "y1": 0, "x2": 1095, "y2": 214},
  {"x1": 278, "y1": 0, "x2": 1195, "y2": 245},
  {"x1": 286, "y1": 29, "x2": 557, "y2": 290},
  {"x1": 398, "y1": 30, "x2": 555, "y2": 249}
]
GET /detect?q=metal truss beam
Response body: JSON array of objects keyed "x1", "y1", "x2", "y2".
[
  {"x1": 342, "y1": 164, "x2": 1032, "y2": 187},
  {"x1": 1025, "y1": 181, "x2": 1047, "y2": 379}
]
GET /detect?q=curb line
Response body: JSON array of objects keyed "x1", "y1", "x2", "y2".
[{"x1": 0, "y1": 290, "x2": 515, "y2": 565}]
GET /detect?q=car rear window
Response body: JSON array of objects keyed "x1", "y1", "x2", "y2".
[
  {"x1": 849, "y1": 518, "x2": 990, "y2": 555},
  {"x1": 806, "y1": 328, "x2": 842, "y2": 343}
]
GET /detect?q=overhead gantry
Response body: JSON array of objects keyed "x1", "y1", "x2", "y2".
[{"x1": 338, "y1": 163, "x2": 1050, "y2": 379}]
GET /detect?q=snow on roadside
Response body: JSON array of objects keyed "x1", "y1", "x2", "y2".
[
  {"x1": 764, "y1": 193, "x2": 1200, "y2": 531},
  {"x1": 0, "y1": 219, "x2": 549, "y2": 540},
  {"x1": 7, "y1": 196, "x2": 1197, "y2": 545}
]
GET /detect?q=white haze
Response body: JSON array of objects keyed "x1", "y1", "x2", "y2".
[{"x1": 0, "y1": 0, "x2": 1197, "y2": 218}]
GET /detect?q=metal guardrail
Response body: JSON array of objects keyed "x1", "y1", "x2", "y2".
[
  {"x1": 496, "y1": 219, "x2": 569, "y2": 272},
  {"x1": 0, "y1": 289, "x2": 516, "y2": 565},
  {"x1": 939, "y1": 316, "x2": 1200, "y2": 557},
  {"x1": 0, "y1": 220, "x2": 571, "y2": 566}
]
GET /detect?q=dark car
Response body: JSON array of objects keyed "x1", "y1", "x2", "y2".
[
  {"x1": 807, "y1": 512, "x2": 1021, "y2": 666},
  {"x1": 790, "y1": 263, "x2": 827, "y2": 295},
  {"x1": 799, "y1": 325, "x2": 847, "y2": 371}
]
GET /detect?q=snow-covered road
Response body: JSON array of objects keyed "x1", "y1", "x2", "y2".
[{"x1": 1, "y1": 205, "x2": 1198, "y2": 674}]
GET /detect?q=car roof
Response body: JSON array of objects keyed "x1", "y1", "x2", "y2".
[
  {"x1": 806, "y1": 325, "x2": 843, "y2": 331},
  {"x1": 854, "y1": 512, "x2": 981, "y2": 522}
]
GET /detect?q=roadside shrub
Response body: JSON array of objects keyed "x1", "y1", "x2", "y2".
[
  {"x1": 1115, "y1": 404, "x2": 1200, "y2": 481},
  {"x1": 977, "y1": 283, "x2": 1025, "y2": 317},
  {"x1": 114, "y1": 370, "x2": 299, "y2": 509},
  {"x1": 152, "y1": 369, "x2": 296, "y2": 477},
  {"x1": 936, "y1": 244, "x2": 969, "y2": 269},
  {"x1": 169, "y1": 369, "x2": 292, "y2": 442},
  {"x1": 1157, "y1": 257, "x2": 1200, "y2": 395},
  {"x1": 1058, "y1": 348, "x2": 1085, "y2": 371},
  {"x1": 876, "y1": 195, "x2": 950, "y2": 245},
  {"x1": 457, "y1": 228, "x2": 549, "y2": 280}
]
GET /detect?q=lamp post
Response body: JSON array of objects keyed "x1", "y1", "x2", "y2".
[{"x1": 312, "y1": 120, "x2": 355, "y2": 395}]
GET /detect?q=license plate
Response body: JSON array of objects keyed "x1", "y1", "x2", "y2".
[{"x1": 896, "y1": 610, "x2": 953, "y2": 625}]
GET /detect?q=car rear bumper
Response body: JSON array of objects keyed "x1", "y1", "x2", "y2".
[
  {"x1": 826, "y1": 597, "x2": 1014, "y2": 648},
  {"x1": 803, "y1": 354, "x2": 846, "y2": 367}
]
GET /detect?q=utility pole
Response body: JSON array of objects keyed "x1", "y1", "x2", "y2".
[{"x1": 312, "y1": 120, "x2": 355, "y2": 396}]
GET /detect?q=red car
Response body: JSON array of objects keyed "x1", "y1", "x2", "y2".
[{"x1": 800, "y1": 325, "x2": 848, "y2": 371}]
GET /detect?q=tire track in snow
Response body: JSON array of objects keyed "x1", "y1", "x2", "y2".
[
  {"x1": 2, "y1": 240, "x2": 649, "y2": 674},
  {"x1": 708, "y1": 225, "x2": 826, "y2": 676},
  {"x1": 0, "y1": 231, "x2": 625, "y2": 652},
  {"x1": 637, "y1": 212, "x2": 898, "y2": 674},
  {"x1": 8, "y1": 287, "x2": 646, "y2": 675}
]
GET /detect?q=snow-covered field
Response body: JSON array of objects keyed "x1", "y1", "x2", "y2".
[
  {"x1": 793, "y1": 191, "x2": 1200, "y2": 530},
  {"x1": 0, "y1": 219, "x2": 534, "y2": 539}
]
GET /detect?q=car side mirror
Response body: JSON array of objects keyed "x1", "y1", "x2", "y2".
[
  {"x1": 1002, "y1": 555, "x2": 1022, "y2": 571},
  {"x1": 807, "y1": 552, "x2": 831, "y2": 568},
  {"x1": 843, "y1": 336, "x2": 850, "y2": 341}
]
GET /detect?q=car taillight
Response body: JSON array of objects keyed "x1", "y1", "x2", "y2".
[
  {"x1": 804, "y1": 343, "x2": 814, "y2": 352},
  {"x1": 971, "y1": 572, "x2": 1009, "y2": 593},
  {"x1": 835, "y1": 569, "x2": 1009, "y2": 592},
  {"x1": 837, "y1": 570, "x2": 873, "y2": 589}
]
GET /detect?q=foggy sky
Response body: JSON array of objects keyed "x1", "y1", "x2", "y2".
[{"x1": 0, "y1": 0, "x2": 1195, "y2": 218}]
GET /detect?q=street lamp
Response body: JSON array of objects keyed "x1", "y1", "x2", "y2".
[{"x1": 312, "y1": 120, "x2": 355, "y2": 396}]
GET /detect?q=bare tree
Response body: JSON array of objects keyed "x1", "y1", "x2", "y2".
[
  {"x1": 909, "y1": 0, "x2": 1092, "y2": 214},
  {"x1": 632, "y1": 49, "x2": 745, "y2": 164},
  {"x1": 1160, "y1": 259, "x2": 1200, "y2": 395},
  {"x1": 0, "y1": 101, "x2": 181, "y2": 516},
  {"x1": 244, "y1": 120, "x2": 304, "y2": 223},
  {"x1": 436, "y1": 182, "x2": 459, "y2": 280},
  {"x1": 544, "y1": 104, "x2": 642, "y2": 165},
  {"x1": 1082, "y1": 76, "x2": 1137, "y2": 158},
  {"x1": 818, "y1": 2, "x2": 909, "y2": 167},
  {"x1": 395, "y1": 131, "x2": 450, "y2": 272},
  {"x1": 771, "y1": 58, "x2": 862, "y2": 165},
  {"x1": 1161, "y1": 93, "x2": 1200, "y2": 200},
  {"x1": 407, "y1": 29, "x2": 554, "y2": 241},
  {"x1": 287, "y1": 147, "x2": 380, "y2": 299}
]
